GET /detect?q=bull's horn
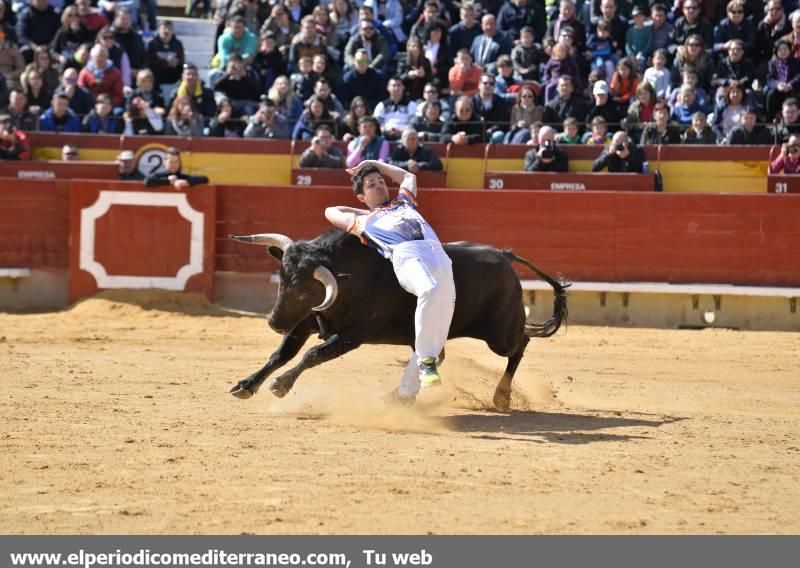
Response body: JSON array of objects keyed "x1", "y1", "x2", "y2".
[
  {"x1": 230, "y1": 233, "x2": 294, "y2": 251},
  {"x1": 311, "y1": 266, "x2": 338, "y2": 312}
]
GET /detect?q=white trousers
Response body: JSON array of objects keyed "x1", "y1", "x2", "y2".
[{"x1": 391, "y1": 240, "x2": 456, "y2": 397}]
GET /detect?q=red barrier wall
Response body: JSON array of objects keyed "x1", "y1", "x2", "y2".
[
  {"x1": 215, "y1": 185, "x2": 800, "y2": 287},
  {"x1": 0, "y1": 177, "x2": 70, "y2": 268}
]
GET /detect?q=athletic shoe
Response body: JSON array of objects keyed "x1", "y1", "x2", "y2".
[{"x1": 419, "y1": 357, "x2": 442, "y2": 388}]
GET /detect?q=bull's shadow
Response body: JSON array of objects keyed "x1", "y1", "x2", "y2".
[{"x1": 443, "y1": 411, "x2": 685, "y2": 445}]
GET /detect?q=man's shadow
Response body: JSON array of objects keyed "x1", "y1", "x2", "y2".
[{"x1": 443, "y1": 411, "x2": 686, "y2": 445}]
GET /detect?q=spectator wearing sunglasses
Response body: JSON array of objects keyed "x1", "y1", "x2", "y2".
[
  {"x1": 670, "y1": 0, "x2": 713, "y2": 56},
  {"x1": 713, "y1": 0, "x2": 756, "y2": 59}
]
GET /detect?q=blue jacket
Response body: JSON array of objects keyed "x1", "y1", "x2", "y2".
[{"x1": 38, "y1": 108, "x2": 82, "y2": 133}]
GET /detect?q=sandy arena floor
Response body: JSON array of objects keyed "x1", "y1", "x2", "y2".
[{"x1": 1, "y1": 291, "x2": 798, "y2": 534}]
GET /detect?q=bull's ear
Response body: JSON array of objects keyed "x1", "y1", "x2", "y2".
[
  {"x1": 267, "y1": 246, "x2": 284, "y2": 262},
  {"x1": 336, "y1": 273, "x2": 351, "y2": 281}
]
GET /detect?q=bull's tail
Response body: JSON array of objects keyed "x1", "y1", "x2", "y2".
[{"x1": 502, "y1": 249, "x2": 569, "y2": 338}]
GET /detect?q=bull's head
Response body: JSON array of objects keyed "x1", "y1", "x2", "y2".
[{"x1": 230, "y1": 233, "x2": 339, "y2": 334}]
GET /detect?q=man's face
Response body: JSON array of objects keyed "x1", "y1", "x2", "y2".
[
  {"x1": 742, "y1": 112, "x2": 756, "y2": 130},
  {"x1": 119, "y1": 158, "x2": 135, "y2": 173},
  {"x1": 424, "y1": 5, "x2": 438, "y2": 22},
  {"x1": 594, "y1": 92, "x2": 608, "y2": 106},
  {"x1": 600, "y1": 0, "x2": 615, "y2": 20},
  {"x1": 557, "y1": 78, "x2": 573, "y2": 99},
  {"x1": 360, "y1": 21, "x2": 375, "y2": 39},
  {"x1": 232, "y1": 22, "x2": 245, "y2": 38},
  {"x1": 479, "y1": 75, "x2": 495, "y2": 96},
  {"x1": 423, "y1": 85, "x2": 438, "y2": 101},
  {"x1": 96, "y1": 100, "x2": 111, "y2": 116},
  {"x1": 456, "y1": 102, "x2": 472, "y2": 120},
  {"x1": 651, "y1": 8, "x2": 665, "y2": 27},
  {"x1": 559, "y1": 1, "x2": 575, "y2": 20},
  {"x1": 388, "y1": 79, "x2": 404, "y2": 100},
  {"x1": 357, "y1": 172, "x2": 390, "y2": 209},
  {"x1": 159, "y1": 24, "x2": 173, "y2": 41},
  {"x1": 302, "y1": 20, "x2": 315, "y2": 39},
  {"x1": 481, "y1": 15, "x2": 496, "y2": 36},
  {"x1": 681, "y1": 90, "x2": 696, "y2": 105},
  {"x1": 164, "y1": 153, "x2": 181, "y2": 173},
  {"x1": 403, "y1": 131, "x2": 419, "y2": 153},
  {"x1": 565, "y1": 123, "x2": 577, "y2": 137},
  {"x1": 784, "y1": 104, "x2": 799, "y2": 124},
  {"x1": 613, "y1": 133, "x2": 628, "y2": 148},
  {"x1": 355, "y1": 53, "x2": 369, "y2": 72},
  {"x1": 116, "y1": 11, "x2": 132, "y2": 30},
  {"x1": 767, "y1": 3, "x2": 782, "y2": 23},
  {"x1": 460, "y1": 6, "x2": 474, "y2": 25},
  {"x1": 728, "y1": 43, "x2": 744, "y2": 61},
  {"x1": 315, "y1": 82, "x2": 331, "y2": 98},
  {"x1": 10, "y1": 92, "x2": 26, "y2": 111},
  {"x1": 63, "y1": 69, "x2": 78, "y2": 86},
  {"x1": 316, "y1": 130, "x2": 333, "y2": 148},
  {"x1": 312, "y1": 56, "x2": 326, "y2": 74},
  {"x1": 183, "y1": 68, "x2": 199, "y2": 85},
  {"x1": 655, "y1": 108, "x2": 668, "y2": 123},
  {"x1": 53, "y1": 98, "x2": 68, "y2": 116},
  {"x1": 33, "y1": 0, "x2": 49, "y2": 10},
  {"x1": 683, "y1": 2, "x2": 699, "y2": 22}
]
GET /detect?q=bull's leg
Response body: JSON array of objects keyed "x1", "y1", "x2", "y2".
[
  {"x1": 492, "y1": 335, "x2": 530, "y2": 412},
  {"x1": 229, "y1": 318, "x2": 315, "y2": 399},
  {"x1": 269, "y1": 333, "x2": 360, "y2": 398}
]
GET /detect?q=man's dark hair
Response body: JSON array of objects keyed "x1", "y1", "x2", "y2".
[
  {"x1": 352, "y1": 164, "x2": 382, "y2": 196},
  {"x1": 165, "y1": 146, "x2": 180, "y2": 157},
  {"x1": 315, "y1": 124, "x2": 332, "y2": 135}
]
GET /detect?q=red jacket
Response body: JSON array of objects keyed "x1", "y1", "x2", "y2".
[
  {"x1": 77, "y1": 65, "x2": 124, "y2": 107},
  {"x1": 0, "y1": 130, "x2": 30, "y2": 160}
]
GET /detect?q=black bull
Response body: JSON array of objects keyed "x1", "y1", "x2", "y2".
[{"x1": 229, "y1": 230, "x2": 568, "y2": 411}]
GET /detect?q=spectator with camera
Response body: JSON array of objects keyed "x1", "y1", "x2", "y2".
[
  {"x1": 123, "y1": 94, "x2": 164, "y2": 135},
  {"x1": 386, "y1": 127, "x2": 442, "y2": 173},
  {"x1": 244, "y1": 96, "x2": 290, "y2": 139},
  {"x1": 145, "y1": 147, "x2": 210, "y2": 189},
  {"x1": 592, "y1": 130, "x2": 646, "y2": 172},
  {"x1": 524, "y1": 125, "x2": 568, "y2": 172},
  {"x1": 0, "y1": 115, "x2": 30, "y2": 159},
  {"x1": 770, "y1": 134, "x2": 800, "y2": 173},
  {"x1": 298, "y1": 125, "x2": 344, "y2": 168}
]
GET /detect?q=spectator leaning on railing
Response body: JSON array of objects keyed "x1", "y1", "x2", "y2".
[
  {"x1": 386, "y1": 127, "x2": 442, "y2": 173},
  {"x1": 144, "y1": 147, "x2": 209, "y2": 189}
]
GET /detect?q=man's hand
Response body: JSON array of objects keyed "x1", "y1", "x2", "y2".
[
  {"x1": 346, "y1": 159, "x2": 379, "y2": 177},
  {"x1": 173, "y1": 179, "x2": 189, "y2": 189},
  {"x1": 358, "y1": 134, "x2": 372, "y2": 149},
  {"x1": 452, "y1": 132, "x2": 467, "y2": 145},
  {"x1": 615, "y1": 145, "x2": 630, "y2": 159},
  {"x1": 406, "y1": 159, "x2": 419, "y2": 173},
  {"x1": 537, "y1": 147, "x2": 554, "y2": 163}
]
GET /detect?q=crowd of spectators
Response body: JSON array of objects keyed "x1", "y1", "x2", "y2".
[{"x1": 2, "y1": 0, "x2": 800, "y2": 168}]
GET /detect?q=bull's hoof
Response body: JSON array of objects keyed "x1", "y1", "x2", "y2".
[
  {"x1": 493, "y1": 389, "x2": 511, "y2": 412},
  {"x1": 229, "y1": 384, "x2": 255, "y2": 399},
  {"x1": 268, "y1": 380, "x2": 290, "y2": 398}
]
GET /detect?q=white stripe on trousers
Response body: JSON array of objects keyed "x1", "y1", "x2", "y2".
[{"x1": 391, "y1": 240, "x2": 456, "y2": 397}]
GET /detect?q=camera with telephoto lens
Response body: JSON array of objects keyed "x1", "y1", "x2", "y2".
[
  {"x1": 616, "y1": 142, "x2": 628, "y2": 153},
  {"x1": 541, "y1": 139, "x2": 556, "y2": 159},
  {"x1": 787, "y1": 144, "x2": 798, "y2": 154}
]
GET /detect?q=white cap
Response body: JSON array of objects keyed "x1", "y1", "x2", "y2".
[
  {"x1": 593, "y1": 80, "x2": 610, "y2": 96},
  {"x1": 117, "y1": 150, "x2": 135, "y2": 161}
]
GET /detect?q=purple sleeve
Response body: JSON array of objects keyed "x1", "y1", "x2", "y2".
[
  {"x1": 378, "y1": 140, "x2": 390, "y2": 161},
  {"x1": 346, "y1": 140, "x2": 362, "y2": 167}
]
